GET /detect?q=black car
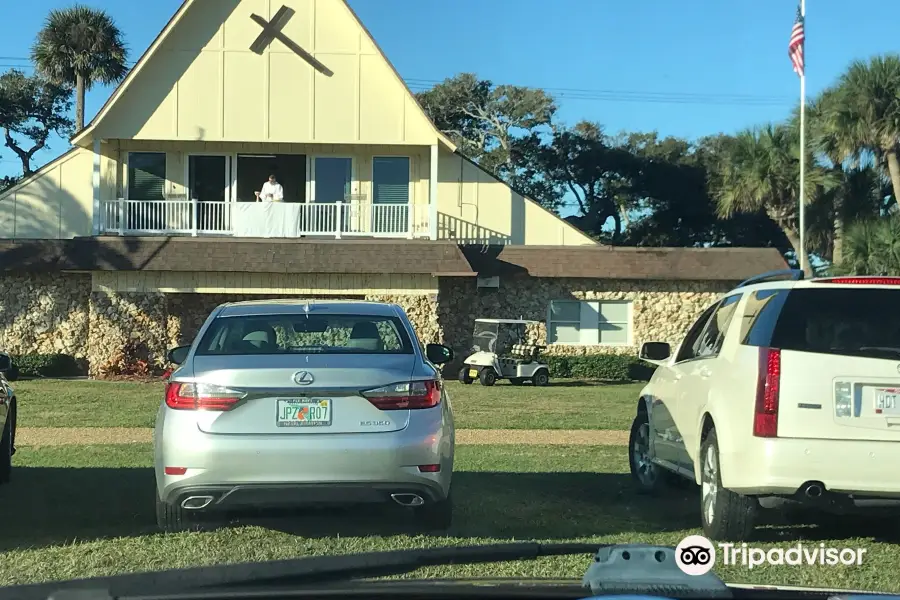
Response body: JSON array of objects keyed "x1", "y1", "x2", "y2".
[{"x1": 0, "y1": 352, "x2": 17, "y2": 484}]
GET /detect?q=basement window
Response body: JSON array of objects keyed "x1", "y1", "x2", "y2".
[{"x1": 547, "y1": 300, "x2": 632, "y2": 345}]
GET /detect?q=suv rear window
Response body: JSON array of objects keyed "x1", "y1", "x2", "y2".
[
  {"x1": 741, "y1": 287, "x2": 900, "y2": 360},
  {"x1": 196, "y1": 314, "x2": 414, "y2": 356}
]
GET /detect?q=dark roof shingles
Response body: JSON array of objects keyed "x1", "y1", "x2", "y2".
[
  {"x1": 0, "y1": 238, "x2": 787, "y2": 282},
  {"x1": 460, "y1": 245, "x2": 788, "y2": 281},
  {"x1": 0, "y1": 238, "x2": 475, "y2": 276}
]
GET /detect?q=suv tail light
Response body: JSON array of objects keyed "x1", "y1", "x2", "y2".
[
  {"x1": 753, "y1": 348, "x2": 780, "y2": 437},
  {"x1": 165, "y1": 382, "x2": 245, "y2": 411},
  {"x1": 813, "y1": 276, "x2": 900, "y2": 285},
  {"x1": 362, "y1": 380, "x2": 441, "y2": 410}
]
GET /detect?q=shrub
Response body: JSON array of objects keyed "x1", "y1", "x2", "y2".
[
  {"x1": 546, "y1": 354, "x2": 655, "y2": 382},
  {"x1": 96, "y1": 340, "x2": 156, "y2": 379},
  {"x1": 10, "y1": 353, "x2": 86, "y2": 378}
]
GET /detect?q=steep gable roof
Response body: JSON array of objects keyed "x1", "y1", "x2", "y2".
[{"x1": 71, "y1": 0, "x2": 456, "y2": 149}]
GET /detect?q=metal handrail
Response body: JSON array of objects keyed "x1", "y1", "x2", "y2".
[{"x1": 736, "y1": 269, "x2": 804, "y2": 288}]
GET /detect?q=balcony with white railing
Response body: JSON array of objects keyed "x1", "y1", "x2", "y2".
[{"x1": 99, "y1": 198, "x2": 431, "y2": 239}]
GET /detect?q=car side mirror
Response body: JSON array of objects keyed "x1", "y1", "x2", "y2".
[
  {"x1": 640, "y1": 342, "x2": 671, "y2": 362},
  {"x1": 425, "y1": 343, "x2": 454, "y2": 365},
  {"x1": 167, "y1": 346, "x2": 191, "y2": 365},
  {"x1": 0, "y1": 354, "x2": 11, "y2": 372}
]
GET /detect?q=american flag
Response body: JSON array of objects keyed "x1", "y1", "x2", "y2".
[{"x1": 789, "y1": 5, "x2": 805, "y2": 76}]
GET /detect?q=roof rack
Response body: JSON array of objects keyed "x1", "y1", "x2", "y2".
[{"x1": 736, "y1": 269, "x2": 804, "y2": 289}]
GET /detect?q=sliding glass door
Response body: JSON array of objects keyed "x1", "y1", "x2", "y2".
[
  {"x1": 235, "y1": 154, "x2": 307, "y2": 203},
  {"x1": 311, "y1": 157, "x2": 353, "y2": 232},
  {"x1": 188, "y1": 155, "x2": 230, "y2": 232}
]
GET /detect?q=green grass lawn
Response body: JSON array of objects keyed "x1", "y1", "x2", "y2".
[
  {"x1": 0, "y1": 443, "x2": 895, "y2": 592},
  {"x1": 12, "y1": 379, "x2": 642, "y2": 431}
]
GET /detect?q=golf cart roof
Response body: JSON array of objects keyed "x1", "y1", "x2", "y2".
[{"x1": 474, "y1": 319, "x2": 538, "y2": 324}]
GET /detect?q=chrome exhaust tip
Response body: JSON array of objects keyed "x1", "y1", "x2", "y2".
[
  {"x1": 391, "y1": 493, "x2": 424, "y2": 507},
  {"x1": 181, "y1": 495, "x2": 214, "y2": 510},
  {"x1": 804, "y1": 484, "x2": 824, "y2": 498}
]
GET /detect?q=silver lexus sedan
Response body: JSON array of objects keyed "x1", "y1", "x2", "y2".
[{"x1": 154, "y1": 300, "x2": 455, "y2": 533}]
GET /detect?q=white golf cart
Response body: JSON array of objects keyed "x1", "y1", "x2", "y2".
[{"x1": 458, "y1": 319, "x2": 550, "y2": 387}]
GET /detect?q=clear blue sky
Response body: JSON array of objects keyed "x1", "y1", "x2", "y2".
[{"x1": 2, "y1": 0, "x2": 899, "y2": 179}]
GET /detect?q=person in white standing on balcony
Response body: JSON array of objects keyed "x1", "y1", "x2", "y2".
[{"x1": 255, "y1": 174, "x2": 284, "y2": 202}]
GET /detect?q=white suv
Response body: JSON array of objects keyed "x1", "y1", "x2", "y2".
[{"x1": 629, "y1": 270, "x2": 900, "y2": 541}]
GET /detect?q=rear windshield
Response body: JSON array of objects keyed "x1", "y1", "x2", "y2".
[
  {"x1": 195, "y1": 313, "x2": 414, "y2": 356},
  {"x1": 741, "y1": 287, "x2": 900, "y2": 360}
]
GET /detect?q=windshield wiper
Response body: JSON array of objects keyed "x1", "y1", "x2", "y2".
[
  {"x1": 4, "y1": 543, "x2": 597, "y2": 600},
  {"x1": 6, "y1": 543, "x2": 732, "y2": 600},
  {"x1": 858, "y1": 346, "x2": 900, "y2": 358}
]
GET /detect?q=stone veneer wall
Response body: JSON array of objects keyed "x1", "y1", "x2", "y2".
[
  {"x1": 436, "y1": 277, "x2": 734, "y2": 360},
  {"x1": 0, "y1": 273, "x2": 91, "y2": 358},
  {"x1": 0, "y1": 273, "x2": 438, "y2": 376},
  {"x1": 1, "y1": 273, "x2": 732, "y2": 376}
]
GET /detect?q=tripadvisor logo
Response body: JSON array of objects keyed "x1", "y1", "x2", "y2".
[
  {"x1": 720, "y1": 542, "x2": 867, "y2": 569},
  {"x1": 675, "y1": 536, "x2": 866, "y2": 574}
]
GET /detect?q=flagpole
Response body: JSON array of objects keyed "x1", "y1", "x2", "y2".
[{"x1": 798, "y1": 0, "x2": 807, "y2": 275}]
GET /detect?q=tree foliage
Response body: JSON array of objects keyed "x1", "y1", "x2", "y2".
[
  {"x1": 32, "y1": 3, "x2": 128, "y2": 131},
  {"x1": 838, "y1": 214, "x2": 900, "y2": 275},
  {"x1": 815, "y1": 55, "x2": 900, "y2": 208},
  {"x1": 0, "y1": 69, "x2": 73, "y2": 175},
  {"x1": 708, "y1": 124, "x2": 837, "y2": 275},
  {"x1": 416, "y1": 73, "x2": 556, "y2": 187}
]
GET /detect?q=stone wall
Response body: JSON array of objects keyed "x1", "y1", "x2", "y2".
[
  {"x1": 436, "y1": 277, "x2": 734, "y2": 360},
  {"x1": 0, "y1": 273, "x2": 91, "y2": 358},
  {"x1": 365, "y1": 293, "x2": 441, "y2": 344},
  {"x1": 1, "y1": 272, "x2": 733, "y2": 376},
  {"x1": 0, "y1": 274, "x2": 436, "y2": 375}
]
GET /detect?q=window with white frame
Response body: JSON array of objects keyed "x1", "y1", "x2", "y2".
[
  {"x1": 313, "y1": 157, "x2": 352, "y2": 203},
  {"x1": 372, "y1": 157, "x2": 410, "y2": 204},
  {"x1": 127, "y1": 152, "x2": 166, "y2": 200},
  {"x1": 547, "y1": 300, "x2": 632, "y2": 345}
]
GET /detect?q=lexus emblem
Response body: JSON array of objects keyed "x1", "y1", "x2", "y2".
[{"x1": 293, "y1": 371, "x2": 314, "y2": 385}]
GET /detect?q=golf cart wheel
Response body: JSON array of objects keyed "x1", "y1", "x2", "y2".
[
  {"x1": 532, "y1": 369, "x2": 549, "y2": 386},
  {"x1": 458, "y1": 367, "x2": 474, "y2": 385},
  {"x1": 479, "y1": 369, "x2": 496, "y2": 386}
]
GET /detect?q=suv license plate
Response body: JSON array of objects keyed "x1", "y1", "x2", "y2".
[{"x1": 875, "y1": 389, "x2": 900, "y2": 414}]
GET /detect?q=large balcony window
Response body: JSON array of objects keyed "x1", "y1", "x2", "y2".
[{"x1": 101, "y1": 151, "x2": 427, "y2": 239}]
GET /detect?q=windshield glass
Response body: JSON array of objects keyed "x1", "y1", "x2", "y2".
[
  {"x1": 472, "y1": 321, "x2": 499, "y2": 353},
  {"x1": 196, "y1": 314, "x2": 413, "y2": 355}
]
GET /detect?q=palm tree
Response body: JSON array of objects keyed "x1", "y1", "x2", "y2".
[
  {"x1": 805, "y1": 165, "x2": 890, "y2": 265},
  {"x1": 819, "y1": 55, "x2": 900, "y2": 209},
  {"x1": 31, "y1": 4, "x2": 128, "y2": 132},
  {"x1": 710, "y1": 124, "x2": 835, "y2": 277},
  {"x1": 838, "y1": 214, "x2": 900, "y2": 275}
]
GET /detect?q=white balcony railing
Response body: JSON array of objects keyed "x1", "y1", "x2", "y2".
[{"x1": 99, "y1": 199, "x2": 429, "y2": 239}]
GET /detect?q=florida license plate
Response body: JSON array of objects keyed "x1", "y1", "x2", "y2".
[
  {"x1": 875, "y1": 388, "x2": 900, "y2": 414},
  {"x1": 276, "y1": 398, "x2": 332, "y2": 427}
]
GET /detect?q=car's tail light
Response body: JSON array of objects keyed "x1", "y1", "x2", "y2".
[
  {"x1": 813, "y1": 276, "x2": 900, "y2": 285},
  {"x1": 835, "y1": 382, "x2": 852, "y2": 418},
  {"x1": 362, "y1": 380, "x2": 441, "y2": 410},
  {"x1": 418, "y1": 464, "x2": 441, "y2": 473},
  {"x1": 754, "y1": 348, "x2": 780, "y2": 437},
  {"x1": 165, "y1": 382, "x2": 245, "y2": 411},
  {"x1": 164, "y1": 467, "x2": 187, "y2": 475}
]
